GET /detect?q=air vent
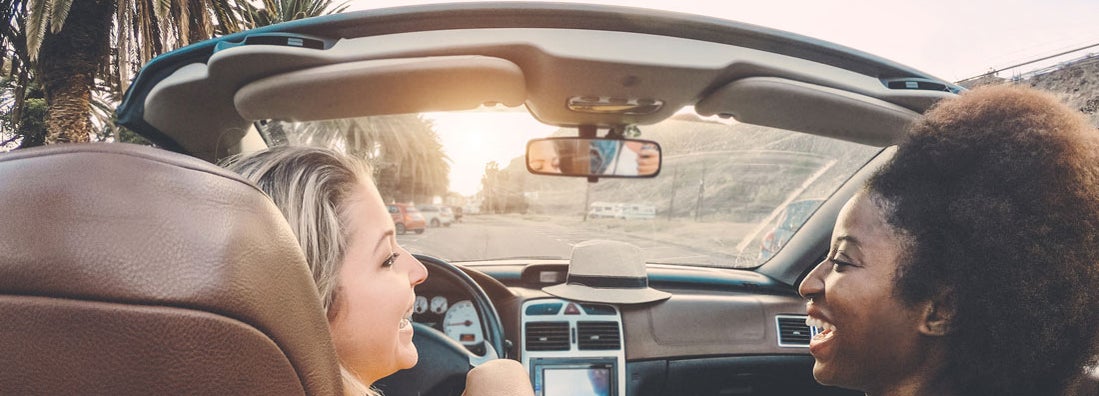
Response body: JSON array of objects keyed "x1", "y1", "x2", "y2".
[
  {"x1": 577, "y1": 321, "x2": 621, "y2": 350},
  {"x1": 776, "y1": 315, "x2": 816, "y2": 347},
  {"x1": 526, "y1": 322, "x2": 570, "y2": 351}
]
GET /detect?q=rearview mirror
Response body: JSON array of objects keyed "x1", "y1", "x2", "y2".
[{"x1": 526, "y1": 137, "x2": 662, "y2": 178}]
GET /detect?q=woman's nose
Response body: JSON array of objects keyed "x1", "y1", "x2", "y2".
[
  {"x1": 798, "y1": 260, "x2": 827, "y2": 299},
  {"x1": 401, "y1": 247, "x2": 428, "y2": 285}
]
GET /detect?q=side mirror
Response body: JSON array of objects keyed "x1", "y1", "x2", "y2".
[{"x1": 526, "y1": 137, "x2": 662, "y2": 178}]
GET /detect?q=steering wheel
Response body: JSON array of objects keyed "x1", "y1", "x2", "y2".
[{"x1": 374, "y1": 254, "x2": 507, "y2": 396}]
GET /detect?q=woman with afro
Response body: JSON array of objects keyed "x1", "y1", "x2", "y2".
[{"x1": 799, "y1": 85, "x2": 1099, "y2": 396}]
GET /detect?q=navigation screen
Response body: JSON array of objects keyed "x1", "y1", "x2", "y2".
[{"x1": 543, "y1": 367, "x2": 611, "y2": 396}]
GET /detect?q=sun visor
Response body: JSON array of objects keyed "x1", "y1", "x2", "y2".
[
  {"x1": 235, "y1": 56, "x2": 526, "y2": 121},
  {"x1": 695, "y1": 77, "x2": 920, "y2": 147}
]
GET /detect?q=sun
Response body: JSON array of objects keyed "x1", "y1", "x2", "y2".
[{"x1": 426, "y1": 107, "x2": 560, "y2": 196}]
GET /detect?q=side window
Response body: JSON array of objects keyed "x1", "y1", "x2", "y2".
[{"x1": 387, "y1": 206, "x2": 398, "y2": 214}]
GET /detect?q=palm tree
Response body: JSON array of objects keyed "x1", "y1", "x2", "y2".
[
  {"x1": 1, "y1": 0, "x2": 33, "y2": 148},
  {"x1": 279, "y1": 115, "x2": 451, "y2": 204},
  {"x1": 240, "y1": 0, "x2": 348, "y2": 27},
  {"x1": 21, "y1": 0, "x2": 245, "y2": 144},
  {"x1": 15, "y1": 0, "x2": 350, "y2": 146}
]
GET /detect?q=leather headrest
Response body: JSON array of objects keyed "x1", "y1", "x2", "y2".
[{"x1": 0, "y1": 143, "x2": 341, "y2": 395}]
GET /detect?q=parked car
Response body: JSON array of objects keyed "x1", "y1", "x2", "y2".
[
  {"x1": 417, "y1": 204, "x2": 454, "y2": 227},
  {"x1": 441, "y1": 206, "x2": 457, "y2": 224},
  {"x1": 587, "y1": 201, "x2": 621, "y2": 219},
  {"x1": 617, "y1": 204, "x2": 656, "y2": 220},
  {"x1": 588, "y1": 202, "x2": 656, "y2": 220},
  {"x1": 451, "y1": 205, "x2": 464, "y2": 223},
  {"x1": 389, "y1": 203, "x2": 426, "y2": 235},
  {"x1": 13, "y1": 2, "x2": 1028, "y2": 396}
]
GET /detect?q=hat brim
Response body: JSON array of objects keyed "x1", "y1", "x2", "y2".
[{"x1": 542, "y1": 283, "x2": 671, "y2": 304}]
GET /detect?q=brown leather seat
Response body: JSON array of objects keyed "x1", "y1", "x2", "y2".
[{"x1": 0, "y1": 144, "x2": 341, "y2": 395}]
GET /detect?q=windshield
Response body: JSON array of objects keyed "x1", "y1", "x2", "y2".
[{"x1": 261, "y1": 107, "x2": 880, "y2": 268}]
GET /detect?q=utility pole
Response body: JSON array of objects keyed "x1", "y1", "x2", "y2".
[
  {"x1": 667, "y1": 166, "x2": 679, "y2": 221},
  {"x1": 583, "y1": 182, "x2": 591, "y2": 221},
  {"x1": 580, "y1": 124, "x2": 596, "y2": 222},
  {"x1": 694, "y1": 162, "x2": 706, "y2": 222}
]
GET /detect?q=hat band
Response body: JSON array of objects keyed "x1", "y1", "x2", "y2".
[{"x1": 567, "y1": 274, "x2": 648, "y2": 289}]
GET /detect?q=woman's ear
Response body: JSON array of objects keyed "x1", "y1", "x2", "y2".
[{"x1": 917, "y1": 291, "x2": 955, "y2": 336}]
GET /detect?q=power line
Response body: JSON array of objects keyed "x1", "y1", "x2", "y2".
[{"x1": 956, "y1": 42, "x2": 1099, "y2": 83}]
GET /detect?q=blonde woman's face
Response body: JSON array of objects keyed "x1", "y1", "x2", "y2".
[{"x1": 328, "y1": 182, "x2": 427, "y2": 385}]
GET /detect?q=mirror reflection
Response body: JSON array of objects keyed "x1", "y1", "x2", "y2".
[{"x1": 526, "y1": 138, "x2": 661, "y2": 178}]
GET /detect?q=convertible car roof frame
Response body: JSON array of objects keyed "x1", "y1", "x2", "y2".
[{"x1": 116, "y1": 2, "x2": 959, "y2": 146}]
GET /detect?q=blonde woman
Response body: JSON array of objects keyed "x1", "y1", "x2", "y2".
[{"x1": 227, "y1": 146, "x2": 531, "y2": 396}]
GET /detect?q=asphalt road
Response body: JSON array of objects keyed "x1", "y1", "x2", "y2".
[{"x1": 397, "y1": 214, "x2": 750, "y2": 266}]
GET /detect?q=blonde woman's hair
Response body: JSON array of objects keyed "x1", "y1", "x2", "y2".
[{"x1": 224, "y1": 146, "x2": 379, "y2": 396}]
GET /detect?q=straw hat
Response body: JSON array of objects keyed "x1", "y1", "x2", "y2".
[{"x1": 543, "y1": 240, "x2": 671, "y2": 304}]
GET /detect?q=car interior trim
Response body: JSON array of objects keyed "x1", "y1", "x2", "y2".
[
  {"x1": 234, "y1": 56, "x2": 526, "y2": 121},
  {"x1": 695, "y1": 77, "x2": 922, "y2": 147}
]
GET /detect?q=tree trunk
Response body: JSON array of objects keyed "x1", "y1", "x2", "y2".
[
  {"x1": 11, "y1": 59, "x2": 27, "y2": 124},
  {"x1": 36, "y1": 0, "x2": 113, "y2": 144}
]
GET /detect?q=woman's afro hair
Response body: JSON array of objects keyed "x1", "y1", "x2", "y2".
[{"x1": 867, "y1": 85, "x2": 1099, "y2": 396}]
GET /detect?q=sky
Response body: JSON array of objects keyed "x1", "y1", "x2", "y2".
[
  {"x1": 348, "y1": 0, "x2": 1099, "y2": 82},
  {"x1": 346, "y1": 0, "x2": 1099, "y2": 196},
  {"x1": 425, "y1": 110, "x2": 558, "y2": 196}
]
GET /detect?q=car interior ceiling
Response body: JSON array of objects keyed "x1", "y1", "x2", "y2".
[{"x1": 137, "y1": 27, "x2": 948, "y2": 163}]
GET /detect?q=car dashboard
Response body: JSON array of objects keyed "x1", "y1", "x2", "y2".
[{"x1": 414, "y1": 259, "x2": 858, "y2": 396}]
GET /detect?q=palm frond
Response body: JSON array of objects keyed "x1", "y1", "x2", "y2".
[
  {"x1": 136, "y1": 0, "x2": 158, "y2": 63},
  {"x1": 115, "y1": 0, "x2": 132, "y2": 93},
  {"x1": 198, "y1": 0, "x2": 215, "y2": 37},
  {"x1": 155, "y1": 0, "x2": 175, "y2": 48},
  {"x1": 47, "y1": 0, "x2": 70, "y2": 33},
  {"x1": 209, "y1": 0, "x2": 244, "y2": 35},
  {"x1": 328, "y1": 1, "x2": 349, "y2": 14},
  {"x1": 88, "y1": 84, "x2": 120, "y2": 139},
  {"x1": 151, "y1": 0, "x2": 171, "y2": 27},
  {"x1": 25, "y1": 0, "x2": 52, "y2": 60},
  {"x1": 241, "y1": 0, "x2": 348, "y2": 28},
  {"x1": 176, "y1": 0, "x2": 189, "y2": 45},
  {"x1": 0, "y1": 0, "x2": 27, "y2": 42}
]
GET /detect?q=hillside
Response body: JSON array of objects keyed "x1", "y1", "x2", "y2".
[{"x1": 960, "y1": 56, "x2": 1099, "y2": 126}]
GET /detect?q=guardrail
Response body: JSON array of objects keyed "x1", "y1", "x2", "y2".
[{"x1": 955, "y1": 42, "x2": 1099, "y2": 84}]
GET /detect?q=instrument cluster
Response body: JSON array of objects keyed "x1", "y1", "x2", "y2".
[{"x1": 413, "y1": 293, "x2": 485, "y2": 355}]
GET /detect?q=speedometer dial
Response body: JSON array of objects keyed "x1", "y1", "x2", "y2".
[{"x1": 443, "y1": 300, "x2": 483, "y2": 346}]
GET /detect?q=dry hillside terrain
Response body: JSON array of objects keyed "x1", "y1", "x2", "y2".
[{"x1": 961, "y1": 56, "x2": 1099, "y2": 126}]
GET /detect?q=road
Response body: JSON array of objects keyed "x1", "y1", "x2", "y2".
[{"x1": 397, "y1": 214, "x2": 756, "y2": 267}]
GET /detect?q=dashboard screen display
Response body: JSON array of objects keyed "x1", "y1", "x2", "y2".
[{"x1": 542, "y1": 367, "x2": 611, "y2": 396}]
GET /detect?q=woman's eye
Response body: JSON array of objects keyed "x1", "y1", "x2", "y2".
[
  {"x1": 830, "y1": 258, "x2": 853, "y2": 272},
  {"x1": 383, "y1": 252, "x2": 400, "y2": 267}
]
